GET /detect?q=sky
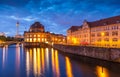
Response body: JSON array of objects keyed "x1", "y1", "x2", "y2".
[{"x1": 0, "y1": 0, "x2": 120, "y2": 36}]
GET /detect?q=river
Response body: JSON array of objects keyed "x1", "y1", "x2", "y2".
[{"x1": 0, "y1": 44, "x2": 120, "y2": 77}]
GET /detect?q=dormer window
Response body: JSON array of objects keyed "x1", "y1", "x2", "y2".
[
  {"x1": 103, "y1": 23, "x2": 107, "y2": 25},
  {"x1": 116, "y1": 20, "x2": 120, "y2": 23}
]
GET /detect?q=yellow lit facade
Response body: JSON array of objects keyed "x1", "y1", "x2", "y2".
[
  {"x1": 24, "y1": 22, "x2": 66, "y2": 46},
  {"x1": 67, "y1": 16, "x2": 120, "y2": 48}
]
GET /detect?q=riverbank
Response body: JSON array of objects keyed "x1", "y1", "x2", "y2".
[
  {"x1": 59, "y1": 50, "x2": 120, "y2": 73},
  {"x1": 53, "y1": 44, "x2": 120, "y2": 63}
]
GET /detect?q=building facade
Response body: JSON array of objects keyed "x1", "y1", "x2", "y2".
[
  {"x1": 67, "y1": 15, "x2": 120, "y2": 48},
  {"x1": 24, "y1": 22, "x2": 66, "y2": 46}
]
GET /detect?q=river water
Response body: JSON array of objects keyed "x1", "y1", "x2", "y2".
[{"x1": 0, "y1": 44, "x2": 120, "y2": 77}]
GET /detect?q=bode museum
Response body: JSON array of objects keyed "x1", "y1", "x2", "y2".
[{"x1": 24, "y1": 22, "x2": 66, "y2": 46}]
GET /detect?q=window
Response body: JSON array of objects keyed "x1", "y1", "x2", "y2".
[
  {"x1": 91, "y1": 33, "x2": 95, "y2": 37},
  {"x1": 38, "y1": 38, "x2": 40, "y2": 42},
  {"x1": 106, "y1": 26, "x2": 109, "y2": 30},
  {"x1": 38, "y1": 35, "x2": 40, "y2": 37},
  {"x1": 34, "y1": 38, "x2": 36, "y2": 42},
  {"x1": 104, "y1": 38, "x2": 109, "y2": 41},
  {"x1": 34, "y1": 34, "x2": 36, "y2": 37},
  {"x1": 116, "y1": 20, "x2": 120, "y2": 23},
  {"x1": 30, "y1": 35, "x2": 32, "y2": 37},
  {"x1": 91, "y1": 39, "x2": 95, "y2": 42},
  {"x1": 30, "y1": 38, "x2": 32, "y2": 42},
  {"x1": 112, "y1": 31, "x2": 118, "y2": 36},
  {"x1": 27, "y1": 38, "x2": 29, "y2": 42},
  {"x1": 112, "y1": 26, "x2": 119, "y2": 30},
  {"x1": 112, "y1": 38, "x2": 118, "y2": 42},
  {"x1": 97, "y1": 38, "x2": 101, "y2": 42},
  {"x1": 97, "y1": 33, "x2": 101, "y2": 37},
  {"x1": 105, "y1": 32, "x2": 109, "y2": 36}
]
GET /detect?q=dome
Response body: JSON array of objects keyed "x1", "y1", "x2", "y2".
[{"x1": 29, "y1": 22, "x2": 45, "y2": 32}]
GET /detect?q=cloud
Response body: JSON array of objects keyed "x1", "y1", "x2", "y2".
[{"x1": 0, "y1": 0, "x2": 120, "y2": 36}]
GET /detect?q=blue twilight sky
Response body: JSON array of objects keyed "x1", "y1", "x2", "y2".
[{"x1": 0, "y1": 0, "x2": 120, "y2": 36}]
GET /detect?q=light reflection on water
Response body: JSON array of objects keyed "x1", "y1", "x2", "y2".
[
  {"x1": 2, "y1": 45, "x2": 8, "y2": 69},
  {"x1": 0, "y1": 44, "x2": 120, "y2": 77},
  {"x1": 16, "y1": 44, "x2": 20, "y2": 77},
  {"x1": 65, "y1": 56, "x2": 73, "y2": 77},
  {"x1": 96, "y1": 66, "x2": 109, "y2": 77}
]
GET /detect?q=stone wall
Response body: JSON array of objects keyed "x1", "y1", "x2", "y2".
[{"x1": 53, "y1": 44, "x2": 120, "y2": 62}]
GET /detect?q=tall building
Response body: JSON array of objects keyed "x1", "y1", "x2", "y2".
[
  {"x1": 15, "y1": 21, "x2": 23, "y2": 39},
  {"x1": 24, "y1": 22, "x2": 66, "y2": 46},
  {"x1": 67, "y1": 15, "x2": 120, "y2": 48}
]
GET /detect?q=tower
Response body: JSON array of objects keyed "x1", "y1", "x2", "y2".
[{"x1": 16, "y1": 21, "x2": 19, "y2": 36}]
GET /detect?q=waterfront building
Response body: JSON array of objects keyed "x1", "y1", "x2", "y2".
[
  {"x1": 0, "y1": 32, "x2": 6, "y2": 36},
  {"x1": 67, "y1": 15, "x2": 120, "y2": 48},
  {"x1": 24, "y1": 22, "x2": 66, "y2": 46}
]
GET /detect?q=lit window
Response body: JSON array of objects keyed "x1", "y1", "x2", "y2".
[
  {"x1": 34, "y1": 38, "x2": 36, "y2": 42},
  {"x1": 30, "y1": 35, "x2": 32, "y2": 37},
  {"x1": 38, "y1": 38, "x2": 40, "y2": 42},
  {"x1": 34, "y1": 35, "x2": 36, "y2": 37},
  {"x1": 27, "y1": 38, "x2": 29, "y2": 42},
  {"x1": 38, "y1": 35, "x2": 40, "y2": 37},
  {"x1": 42, "y1": 38, "x2": 44, "y2": 42},
  {"x1": 45, "y1": 38, "x2": 46, "y2": 42},
  {"x1": 30, "y1": 38, "x2": 32, "y2": 42}
]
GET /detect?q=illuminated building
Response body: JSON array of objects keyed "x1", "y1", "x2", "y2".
[
  {"x1": 24, "y1": 22, "x2": 66, "y2": 46},
  {"x1": 0, "y1": 32, "x2": 5, "y2": 36},
  {"x1": 0, "y1": 32, "x2": 6, "y2": 44},
  {"x1": 67, "y1": 15, "x2": 120, "y2": 48}
]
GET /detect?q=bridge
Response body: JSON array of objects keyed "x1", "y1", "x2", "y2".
[{"x1": 0, "y1": 41, "x2": 23, "y2": 47}]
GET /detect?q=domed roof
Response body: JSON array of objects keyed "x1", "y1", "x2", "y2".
[
  {"x1": 30, "y1": 22, "x2": 44, "y2": 29},
  {"x1": 29, "y1": 22, "x2": 45, "y2": 32}
]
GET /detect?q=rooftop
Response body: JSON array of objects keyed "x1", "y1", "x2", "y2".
[
  {"x1": 88, "y1": 15, "x2": 120, "y2": 27},
  {"x1": 30, "y1": 22, "x2": 44, "y2": 29}
]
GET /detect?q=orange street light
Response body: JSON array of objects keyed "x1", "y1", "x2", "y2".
[{"x1": 101, "y1": 32, "x2": 105, "y2": 36}]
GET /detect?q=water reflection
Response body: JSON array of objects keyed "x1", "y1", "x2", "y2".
[
  {"x1": 0, "y1": 45, "x2": 120, "y2": 77},
  {"x1": 41, "y1": 48, "x2": 45, "y2": 73},
  {"x1": 16, "y1": 44, "x2": 20, "y2": 77},
  {"x1": 25, "y1": 47, "x2": 61, "y2": 77},
  {"x1": 25, "y1": 48, "x2": 47, "y2": 77},
  {"x1": 45, "y1": 48, "x2": 49, "y2": 70},
  {"x1": 65, "y1": 56, "x2": 73, "y2": 77},
  {"x1": 26, "y1": 49, "x2": 30, "y2": 77},
  {"x1": 25, "y1": 47, "x2": 78, "y2": 77},
  {"x1": 2, "y1": 45, "x2": 8, "y2": 68},
  {"x1": 96, "y1": 66, "x2": 109, "y2": 77},
  {"x1": 51, "y1": 48, "x2": 60, "y2": 77}
]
